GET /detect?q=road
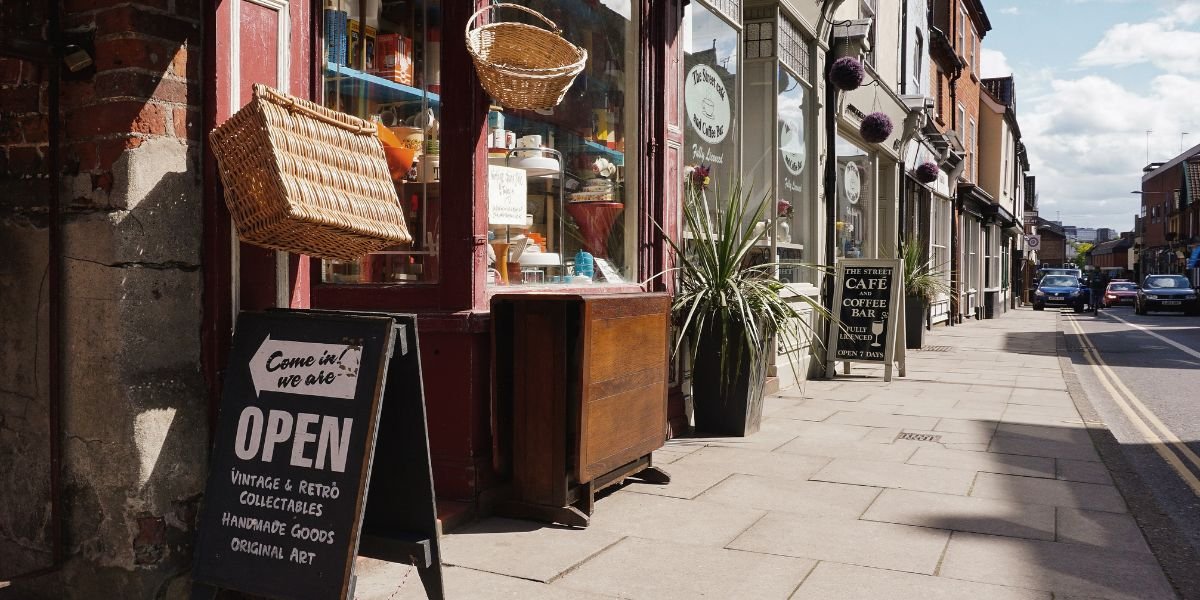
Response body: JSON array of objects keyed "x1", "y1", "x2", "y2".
[{"x1": 1061, "y1": 305, "x2": 1200, "y2": 598}]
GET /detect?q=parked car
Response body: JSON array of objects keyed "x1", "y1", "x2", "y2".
[
  {"x1": 1135, "y1": 275, "x2": 1199, "y2": 315},
  {"x1": 1102, "y1": 281, "x2": 1138, "y2": 308},
  {"x1": 1035, "y1": 267, "x2": 1082, "y2": 286},
  {"x1": 1033, "y1": 275, "x2": 1087, "y2": 312}
]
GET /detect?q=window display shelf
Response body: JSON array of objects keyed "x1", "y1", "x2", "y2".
[{"x1": 325, "y1": 62, "x2": 441, "y2": 105}]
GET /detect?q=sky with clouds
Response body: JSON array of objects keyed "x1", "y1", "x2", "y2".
[{"x1": 980, "y1": 0, "x2": 1200, "y2": 231}]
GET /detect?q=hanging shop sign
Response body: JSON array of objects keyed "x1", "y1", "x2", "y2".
[
  {"x1": 1025, "y1": 235, "x2": 1041, "y2": 251},
  {"x1": 192, "y1": 310, "x2": 444, "y2": 600},
  {"x1": 825, "y1": 259, "x2": 906, "y2": 382},
  {"x1": 685, "y1": 64, "x2": 731, "y2": 145}
]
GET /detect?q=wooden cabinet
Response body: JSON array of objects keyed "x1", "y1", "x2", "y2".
[{"x1": 491, "y1": 293, "x2": 672, "y2": 526}]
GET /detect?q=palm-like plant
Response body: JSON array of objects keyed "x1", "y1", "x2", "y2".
[
  {"x1": 901, "y1": 240, "x2": 950, "y2": 303},
  {"x1": 661, "y1": 178, "x2": 829, "y2": 395}
]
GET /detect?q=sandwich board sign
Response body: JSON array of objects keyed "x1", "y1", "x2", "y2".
[
  {"x1": 824, "y1": 259, "x2": 906, "y2": 382},
  {"x1": 192, "y1": 310, "x2": 444, "y2": 600}
]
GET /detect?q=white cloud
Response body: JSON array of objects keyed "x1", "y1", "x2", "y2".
[
  {"x1": 981, "y1": 48, "x2": 1013, "y2": 78},
  {"x1": 1079, "y1": 2, "x2": 1200, "y2": 74},
  {"x1": 999, "y1": 6, "x2": 1020, "y2": 15},
  {"x1": 1019, "y1": 73, "x2": 1200, "y2": 229}
]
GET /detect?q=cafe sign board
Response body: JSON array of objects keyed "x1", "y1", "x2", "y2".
[
  {"x1": 192, "y1": 311, "x2": 395, "y2": 600},
  {"x1": 824, "y1": 259, "x2": 906, "y2": 382}
]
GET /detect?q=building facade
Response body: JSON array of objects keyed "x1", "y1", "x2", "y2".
[{"x1": 1139, "y1": 145, "x2": 1200, "y2": 282}]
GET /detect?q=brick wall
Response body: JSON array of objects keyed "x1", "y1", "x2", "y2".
[{"x1": 2, "y1": 1, "x2": 207, "y2": 596}]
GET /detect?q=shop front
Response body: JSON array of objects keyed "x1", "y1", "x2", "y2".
[{"x1": 204, "y1": 0, "x2": 697, "y2": 513}]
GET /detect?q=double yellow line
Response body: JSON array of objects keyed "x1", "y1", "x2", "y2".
[{"x1": 1064, "y1": 314, "x2": 1200, "y2": 496}]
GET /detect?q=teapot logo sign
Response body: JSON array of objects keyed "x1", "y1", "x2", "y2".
[
  {"x1": 685, "y1": 64, "x2": 731, "y2": 145},
  {"x1": 780, "y1": 118, "x2": 805, "y2": 176},
  {"x1": 1026, "y1": 235, "x2": 1041, "y2": 250}
]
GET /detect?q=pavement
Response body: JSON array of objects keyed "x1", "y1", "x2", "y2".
[{"x1": 354, "y1": 307, "x2": 1179, "y2": 600}]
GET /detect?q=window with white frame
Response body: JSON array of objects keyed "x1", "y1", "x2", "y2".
[
  {"x1": 956, "y1": 103, "x2": 965, "y2": 137},
  {"x1": 966, "y1": 28, "x2": 973, "y2": 74},
  {"x1": 861, "y1": 0, "x2": 876, "y2": 67},
  {"x1": 984, "y1": 225, "x2": 996, "y2": 287},
  {"x1": 932, "y1": 196, "x2": 951, "y2": 298},
  {"x1": 969, "y1": 118, "x2": 977, "y2": 181},
  {"x1": 958, "y1": 6, "x2": 966, "y2": 54},
  {"x1": 912, "y1": 29, "x2": 924, "y2": 93}
]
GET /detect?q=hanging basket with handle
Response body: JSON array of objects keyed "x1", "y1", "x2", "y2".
[
  {"x1": 466, "y1": 3, "x2": 588, "y2": 110},
  {"x1": 209, "y1": 84, "x2": 412, "y2": 261}
]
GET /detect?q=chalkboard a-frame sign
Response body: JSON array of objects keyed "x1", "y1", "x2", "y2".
[
  {"x1": 191, "y1": 311, "x2": 393, "y2": 600},
  {"x1": 824, "y1": 259, "x2": 907, "y2": 382}
]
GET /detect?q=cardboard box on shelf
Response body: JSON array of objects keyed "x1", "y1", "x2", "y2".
[
  {"x1": 374, "y1": 33, "x2": 414, "y2": 85},
  {"x1": 347, "y1": 19, "x2": 377, "y2": 71}
]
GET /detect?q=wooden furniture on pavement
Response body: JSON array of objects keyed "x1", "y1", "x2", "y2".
[{"x1": 491, "y1": 293, "x2": 671, "y2": 527}]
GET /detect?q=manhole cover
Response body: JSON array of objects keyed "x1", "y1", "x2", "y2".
[
  {"x1": 896, "y1": 432, "x2": 942, "y2": 443},
  {"x1": 919, "y1": 346, "x2": 952, "y2": 352}
]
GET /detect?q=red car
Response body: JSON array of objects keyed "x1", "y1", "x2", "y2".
[{"x1": 1103, "y1": 281, "x2": 1138, "y2": 307}]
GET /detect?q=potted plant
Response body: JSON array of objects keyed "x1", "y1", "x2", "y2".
[
  {"x1": 661, "y1": 173, "x2": 827, "y2": 436},
  {"x1": 901, "y1": 241, "x2": 950, "y2": 349}
]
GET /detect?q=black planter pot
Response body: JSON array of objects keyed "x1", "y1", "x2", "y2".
[
  {"x1": 905, "y1": 296, "x2": 928, "y2": 350},
  {"x1": 691, "y1": 324, "x2": 769, "y2": 437}
]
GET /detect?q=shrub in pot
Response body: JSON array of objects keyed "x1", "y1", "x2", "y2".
[
  {"x1": 662, "y1": 176, "x2": 828, "y2": 436},
  {"x1": 901, "y1": 241, "x2": 950, "y2": 350}
]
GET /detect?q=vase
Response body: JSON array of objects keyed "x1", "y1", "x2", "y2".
[
  {"x1": 779, "y1": 221, "x2": 791, "y2": 244},
  {"x1": 566, "y1": 202, "x2": 624, "y2": 258},
  {"x1": 490, "y1": 241, "x2": 510, "y2": 284},
  {"x1": 690, "y1": 321, "x2": 769, "y2": 437}
]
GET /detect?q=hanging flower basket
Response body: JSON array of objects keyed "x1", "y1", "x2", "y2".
[
  {"x1": 915, "y1": 161, "x2": 939, "y2": 184},
  {"x1": 860, "y1": 112, "x2": 893, "y2": 144},
  {"x1": 829, "y1": 56, "x2": 865, "y2": 91}
]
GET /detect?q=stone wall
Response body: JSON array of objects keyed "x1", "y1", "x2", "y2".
[{"x1": 1, "y1": 1, "x2": 207, "y2": 597}]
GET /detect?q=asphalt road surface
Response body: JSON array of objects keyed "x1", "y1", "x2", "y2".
[{"x1": 1061, "y1": 305, "x2": 1200, "y2": 599}]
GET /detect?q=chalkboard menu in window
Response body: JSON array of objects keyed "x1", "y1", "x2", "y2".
[
  {"x1": 825, "y1": 259, "x2": 906, "y2": 381},
  {"x1": 192, "y1": 311, "x2": 394, "y2": 600}
]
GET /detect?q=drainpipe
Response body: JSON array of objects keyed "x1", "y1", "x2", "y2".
[
  {"x1": 821, "y1": 2, "x2": 842, "y2": 345},
  {"x1": 948, "y1": 63, "x2": 963, "y2": 324}
]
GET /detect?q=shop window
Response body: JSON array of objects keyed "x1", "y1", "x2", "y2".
[
  {"x1": 835, "y1": 135, "x2": 873, "y2": 260},
  {"x1": 484, "y1": 1, "x2": 641, "y2": 286},
  {"x1": 320, "y1": 0, "x2": 443, "y2": 284},
  {"x1": 743, "y1": 12, "x2": 812, "y2": 284},
  {"x1": 684, "y1": 1, "x2": 740, "y2": 189}
]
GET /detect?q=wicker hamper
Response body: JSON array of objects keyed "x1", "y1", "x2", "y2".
[
  {"x1": 209, "y1": 84, "x2": 412, "y2": 261},
  {"x1": 466, "y1": 3, "x2": 587, "y2": 110}
]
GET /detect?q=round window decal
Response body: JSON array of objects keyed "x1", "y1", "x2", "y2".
[
  {"x1": 843, "y1": 162, "x2": 862, "y2": 205},
  {"x1": 685, "y1": 64, "x2": 731, "y2": 145},
  {"x1": 780, "y1": 118, "x2": 805, "y2": 176}
]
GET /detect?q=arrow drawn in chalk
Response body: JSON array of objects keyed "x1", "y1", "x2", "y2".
[{"x1": 249, "y1": 335, "x2": 362, "y2": 399}]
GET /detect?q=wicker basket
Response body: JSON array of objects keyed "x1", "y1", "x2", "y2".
[
  {"x1": 466, "y1": 3, "x2": 588, "y2": 110},
  {"x1": 209, "y1": 84, "x2": 412, "y2": 261}
]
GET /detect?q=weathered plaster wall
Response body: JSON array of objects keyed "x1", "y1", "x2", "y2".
[{"x1": 1, "y1": 1, "x2": 207, "y2": 597}]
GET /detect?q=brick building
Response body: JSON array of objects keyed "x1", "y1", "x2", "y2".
[{"x1": 1139, "y1": 144, "x2": 1200, "y2": 277}]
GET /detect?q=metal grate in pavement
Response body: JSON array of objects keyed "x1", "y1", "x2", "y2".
[
  {"x1": 896, "y1": 432, "x2": 943, "y2": 443},
  {"x1": 918, "y1": 345, "x2": 953, "y2": 352}
]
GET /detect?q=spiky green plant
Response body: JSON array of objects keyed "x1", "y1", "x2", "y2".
[
  {"x1": 658, "y1": 178, "x2": 831, "y2": 394},
  {"x1": 901, "y1": 240, "x2": 951, "y2": 303}
]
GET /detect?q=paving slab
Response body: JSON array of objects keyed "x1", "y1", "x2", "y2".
[
  {"x1": 826, "y1": 411, "x2": 941, "y2": 430},
  {"x1": 860, "y1": 488, "x2": 1056, "y2": 541},
  {"x1": 969, "y1": 473, "x2": 1127, "y2": 513},
  {"x1": 938, "y1": 531, "x2": 1175, "y2": 600},
  {"x1": 810, "y1": 458, "x2": 977, "y2": 495},
  {"x1": 620, "y1": 460, "x2": 732, "y2": 499},
  {"x1": 696, "y1": 473, "x2": 881, "y2": 518},
  {"x1": 364, "y1": 564, "x2": 616, "y2": 600},
  {"x1": 1056, "y1": 508, "x2": 1153, "y2": 555},
  {"x1": 588, "y1": 490, "x2": 765, "y2": 547},
  {"x1": 935, "y1": 418, "x2": 1000, "y2": 434},
  {"x1": 774, "y1": 436, "x2": 920, "y2": 462},
  {"x1": 906, "y1": 446, "x2": 1056, "y2": 478},
  {"x1": 683, "y1": 428, "x2": 800, "y2": 452},
  {"x1": 790, "y1": 561, "x2": 1050, "y2": 600},
  {"x1": 554, "y1": 537, "x2": 814, "y2": 600},
  {"x1": 758, "y1": 418, "x2": 875, "y2": 441},
  {"x1": 727, "y1": 512, "x2": 951, "y2": 574},
  {"x1": 1055, "y1": 457, "x2": 1114, "y2": 485},
  {"x1": 438, "y1": 518, "x2": 624, "y2": 582},
  {"x1": 988, "y1": 432, "x2": 1102, "y2": 463},
  {"x1": 668, "y1": 445, "x2": 831, "y2": 482}
]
